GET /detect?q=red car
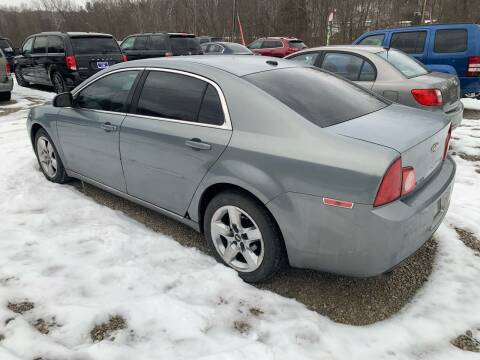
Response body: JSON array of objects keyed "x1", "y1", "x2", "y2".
[{"x1": 247, "y1": 37, "x2": 307, "y2": 57}]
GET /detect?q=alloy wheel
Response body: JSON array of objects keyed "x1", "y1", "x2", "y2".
[
  {"x1": 36, "y1": 136, "x2": 57, "y2": 178},
  {"x1": 210, "y1": 205, "x2": 265, "y2": 272}
]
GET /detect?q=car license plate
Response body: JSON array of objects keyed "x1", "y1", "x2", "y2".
[{"x1": 96, "y1": 61, "x2": 109, "y2": 69}]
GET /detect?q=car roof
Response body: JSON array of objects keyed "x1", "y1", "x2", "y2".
[
  {"x1": 257, "y1": 37, "x2": 301, "y2": 41},
  {"x1": 38, "y1": 31, "x2": 114, "y2": 38},
  {"x1": 362, "y1": 22, "x2": 480, "y2": 34},
  {"x1": 118, "y1": 55, "x2": 304, "y2": 77},
  {"x1": 125, "y1": 32, "x2": 195, "y2": 37},
  {"x1": 297, "y1": 45, "x2": 384, "y2": 54}
]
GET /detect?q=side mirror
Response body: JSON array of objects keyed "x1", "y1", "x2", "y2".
[{"x1": 53, "y1": 92, "x2": 73, "y2": 107}]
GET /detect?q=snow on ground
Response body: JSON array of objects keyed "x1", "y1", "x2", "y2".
[{"x1": 0, "y1": 87, "x2": 480, "y2": 360}]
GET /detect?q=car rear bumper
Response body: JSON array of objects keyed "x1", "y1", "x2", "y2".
[
  {"x1": 0, "y1": 76, "x2": 13, "y2": 92},
  {"x1": 445, "y1": 101, "x2": 463, "y2": 129},
  {"x1": 267, "y1": 156, "x2": 456, "y2": 277}
]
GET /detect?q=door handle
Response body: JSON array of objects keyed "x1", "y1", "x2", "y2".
[
  {"x1": 185, "y1": 138, "x2": 211, "y2": 150},
  {"x1": 101, "y1": 122, "x2": 117, "y2": 132}
]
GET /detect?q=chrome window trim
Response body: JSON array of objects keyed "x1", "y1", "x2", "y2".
[{"x1": 71, "y1": 66, "x2": 232, "y2": 130}]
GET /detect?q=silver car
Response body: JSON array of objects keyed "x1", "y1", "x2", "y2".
[
  {"x1": 27, "y1": 56, "x2": 455, "y2": 282},
  {"x1": 0, "y1": 48, "x2": 13, "y2": 101},
  {"x1": 285, "y1": 45, "x2": 463, "y2": 128}
]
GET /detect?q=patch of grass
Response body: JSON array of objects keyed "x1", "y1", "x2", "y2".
[
  {"x1": 33, "y1": 318, "x2": 59, "y2": 335},
  {"x1": 233, "y1": 320, "x2": 251, "y2": 334},
  {"x1": 7, "y1": 301, "x2": 34, "y2": 314},
  {"x1": 452, "y1": 330, "x2": 480, "y2": 352},
  {"x1": 455, "y1": 227, "x2": 480, "y2": 253},
  {"x1": 90, "y1": 315, "x2": 127, "y2": 342}
]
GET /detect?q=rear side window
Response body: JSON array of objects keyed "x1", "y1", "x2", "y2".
[
  {"x1": 151, "y1": 35, "x2": 167, "y2": 50},
  {"x1": 262, "y1": 40, "x2": 283, "y2": 48},
  {"x1": 288, "y1": 40, "x2": 306, "y2": 49},
  {"x1": 75, "y1": 71, "x2": 139, "y2": 112},
  {"x1": 170, "y1": 37, "x2": 200, "y2": 51},
  {"x1": 71, "y1": 37, "x2": 120, "y2": 54},
  {"x1": 358, "y1": 34, "x2": 385, "y2": 46},
  {"x1": 321, "y1": 52, "x2": 376, "y2": 81},
  {"x1": 198, "y1": 85, "x2": 224, "y2": 125},
  {"x1": 47, "y1": 36, "x2": 64, "y2": 53},
  {"x1": 33, "y1": 36, "x2": 47, "y2": 54},
  {"x1": 434, "y1": 29, "x2": 467, "y2": 53},
  {"x1": 377, "y1": 49, "x2": 428, "y2": 78},
  {"x1": 244, "y1": 68, "x2": 388, "y2": 128},
  {"x1": 390, "y1": 31, "x2": 426, "y2": 54},
  {"x1": 137, "y1": 71, "x2": 206, "y2": 122},
  {"x1": 289, "y1": 52, "x2": 319, "y2": 65}
]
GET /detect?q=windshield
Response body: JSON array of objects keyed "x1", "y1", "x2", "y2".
[
  {"x1": 170, "y1": 37, "x2": 200, "y2": 51},
  {"x1": 0, "y1": 39, "x2": 13, "y2": 56},
  {"x1": 244, "y1": 67, "x2": 388, "y2": 128},
  {"x1": 71, "y1": 37, "x2": 120, "y2": 54},
  {"x1": 377, "y1": 49, "x2": 429, "y2": 78}
]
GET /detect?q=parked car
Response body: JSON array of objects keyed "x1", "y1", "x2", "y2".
[
  {"x1": 28, "y1": 56, "x2": 455, "y2": 282},
  {"x1": 0, "y1": 48, "x2": 13, "y2": 101},
  {"x1": 353, "y1": 23, "x2": 480, "y2": 98},
  {"x1": 120, "y1": 32, "x2": 202, "y2": 60},
  {"x1": 0, "y1": 36, "x2": 15, "y2": 69},
  {"x1": 247, "y1": 37, "x2": 306, "y2": 57},
  {"x1": 201, "y1": 42, "x2": 253, "y2": 55},
  {"x1": 197, "y1": 36, "x2": 224, "y2": 44},
  {"x1": 14, "y1": 32, "x2": 125, "y2": 93},
  {"x1": 286, "y1": 45, "x2": 463, "y2": 128}
]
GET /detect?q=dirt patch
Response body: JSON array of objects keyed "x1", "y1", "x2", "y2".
[
  {"x1": 90, "y1": 315, "x2": 127, "y2": 342},
  {"x1": 452, "y1": 330, "x2": 480, "y2": 352},
  {"x1": 73, "y1": 180, "x2": 438, "y2": 326},
  {"x1": 455, "y1": 228, "x2": 480, "y2": 253},
  {"x1": 476, "y1": 168, "x2": 480, "y2": 174},
  {"x1": 463, "y1": 109, "x2": 480, "y2": 120},
  {"x1": 233, "y1": 320, "x2": 251, "y2": 334},
  {"x1": 0, "y1": 107, "x2": 22, "y2": 116},
  {"x1": 33, "y1": 317, "x2": 59, "y2": 335},
  {"x1": 458, "y1": 153, "x2": 480, "y2": 162},
  {"x1": 0, "y1": 333, "x2": 4, "y2": 341},
  {"x1": 7, "y1": 301, "x2": 34, "y2": 314},
  {"x1": 249, "y1": 307, "x2": 264, "y2": 317}
]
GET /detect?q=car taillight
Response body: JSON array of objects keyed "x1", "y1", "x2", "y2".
[
  {"x1": 65, "y1": 55, "x2": 77, "y2": 71},
  {"x1": 467, "y1": 56, "x2": 480, "y2": 77},
  {"x1": 374, "y1": 158, "x2": 416, "y2": 207},
  {"x1": 121, "y1": 54, "x2": 128, "y2": 62},
  {"x1": 5, "y1": 63, "x2": 11, "y2": 75},
  {"x1": 443, "y1": 124, "x2": 452, "y2": 160},
  {"x1": 411, "y1": 89, "x2": 443, "y2": 106},
  {"x1": 165, "y1": 52, "x2": 173, "y2": 57}
]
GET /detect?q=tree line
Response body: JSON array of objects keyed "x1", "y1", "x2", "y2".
[{"x1": 0, "y1": 0, "x2": 478, "y2": 47}]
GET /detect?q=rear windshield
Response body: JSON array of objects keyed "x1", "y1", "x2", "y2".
[
  {"x1": 378, "y1": 49, "x2": 428, "y2": 78},
  {"x1": 244, "y1": 67, "x2": 388, "y2": 128},
  {"x1": 226, "y1": 43, "x2": 251, "y2": 53},
  {"x1": 0, "y1": 39, "x2": 13, "y2": 56},
  {"x1": 288, "y1": 40, "x2": 306, "y2": 49},
  {"x1": 170, "y1": 37, "x2": 200, "y2": 51},
  {"x1": 71, "y1": 37, "x2": 120, "y2": 55}
]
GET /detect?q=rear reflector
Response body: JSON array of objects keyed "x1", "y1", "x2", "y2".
[
  {"x1": 443, "y1": 124, "x2": 452, "y2": 160},
  {"x1": 5, "y1": 63, "x2": 11, "y2": 75},
  {"x1": 411, "y1": 89, "x2": 443, "y2": 106},
  {"x1": 121, "y1": 54, "x2": 128, "y2": 62},
  {"x1": 323, "y1": 197, "x2": 354, "y2": 209},
  {"x1": 374, "y1": 158, "x2": 402, "y2": 207},
  {"x1": 401, "y1": 167, "x2": 416, "y2": 195},
  {"x1": 467, "y1": 56, "x2": 480, "y2": 77},
  {"x1": 65, "y1": 55, "x2": 77, "y2": 71}
]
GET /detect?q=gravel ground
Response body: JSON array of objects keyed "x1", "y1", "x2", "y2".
[{"x1": 72, "y1": 181, "x2": 436, "y2": 326}]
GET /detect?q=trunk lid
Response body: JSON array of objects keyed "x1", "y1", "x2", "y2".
[{"x1": 327, "y1": 104, "x2": 451, "y2": 188}]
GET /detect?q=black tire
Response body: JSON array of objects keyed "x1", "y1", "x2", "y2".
[
  {"x1": 204, "y1": 191, "x2": 286, "y2": 283},
  {"x1": 51, "y1": 71, "x2": 67, "y2": 94},
  {"x1": 34, "y1": 129, "x2": 70, "y2": 183},
  {"x1": 0, "y1": 91, "x2": 11, "y2": 102},
  {"x1": 15, "y1": 67, "x2": 30, "y2": 87}
]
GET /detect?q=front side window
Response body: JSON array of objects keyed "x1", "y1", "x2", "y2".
[
  {"x1": 244, "y1": 67, "x2": 388, "y2": 128},
  {"x1": 136, "y1": 71, "x2": 224, "y2": 125},
  {"x1": 22, "y1": 38, "x2": 34, "y2": 55},
  {"x1": 75, "y1": 71, "x2": 139, "y2": 112},
  {"x1": 248, "y1": 40, "x2": 262, "y2": 49},
  {"x1": 120, "y1": 37, "x2": 135, "y2": 50},
  {"x1": 390, "y1": 31, "x2": 426, "y2": 54},
  {"x1": 377, "y1": 49, "x2": 428, "y2": 78},
  {"x1": 262, "y1": 40, "x2": 283, "y2": 49},
  {"x1": 434, "y1": 29, "x2": 467, "y2": 53},
  {"x1": 133, "y1": 36, "x2": 148, "y2": 50},
  {"x1": 358, "y1": 34, "x2": 385, "y2": 46},
  {"x1": 33, "y1": 36, "x2": 47, "y2": 54},
  {"x1": 321, "y1": 52, "x2": 374, "y2": 81},
  {"x1": 289, "y1": 52, "x2": 319, "y2": 65},
  {"x1": 71, "y1": 37, "x2": 120, "y2": 54},
  {"x1": 47, "y1": 36, "x2": 64, "y2": 53}
]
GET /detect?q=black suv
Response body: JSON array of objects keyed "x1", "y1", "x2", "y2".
[
  {"x1": 0, "y1": 36, "x2": 15, "y2": 69},
  {"x1": 15, "y1": 32, "x2": 125, "y2": 93},
  {"x1": 120, "y1": 32, "x2": 202, "y2": 61}
]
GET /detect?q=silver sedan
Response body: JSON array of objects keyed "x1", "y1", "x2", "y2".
[
  {"x1": 27, "y1": 56, "x2": 455, "y2": 282},
  {"x1": 285, "y1": 45, "x2": 463, "y2": 128}
]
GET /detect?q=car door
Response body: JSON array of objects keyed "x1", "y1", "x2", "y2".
[
  {"x1": 319, "y1": 52, "x2": 376, "y2": 90},
  {"x1": 31, "y1": 36, "x2": 49, "y2": 84},
  {"x1": 389, "y1": 30, "x2": 427, "y2": 63},
  {"x1": 259, "y1": 40, "x2": 283, "y2": 57},
  {"x1": 120, "y1": 69, "x2": 232, "y2": 215},
  {"x1": 57, "y1": 69, "x2": 141, "y2": 191},
  {"x1": 46, "y1": 35, "x2": 66, "y2": 84},
  {"x1": 17, "y1": 37, "x2": 35, "y2": 80}
]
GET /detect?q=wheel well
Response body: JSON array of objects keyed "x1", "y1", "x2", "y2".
[{"x1": 30, "y1": 123, "x2": 44, "y2": 144}]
